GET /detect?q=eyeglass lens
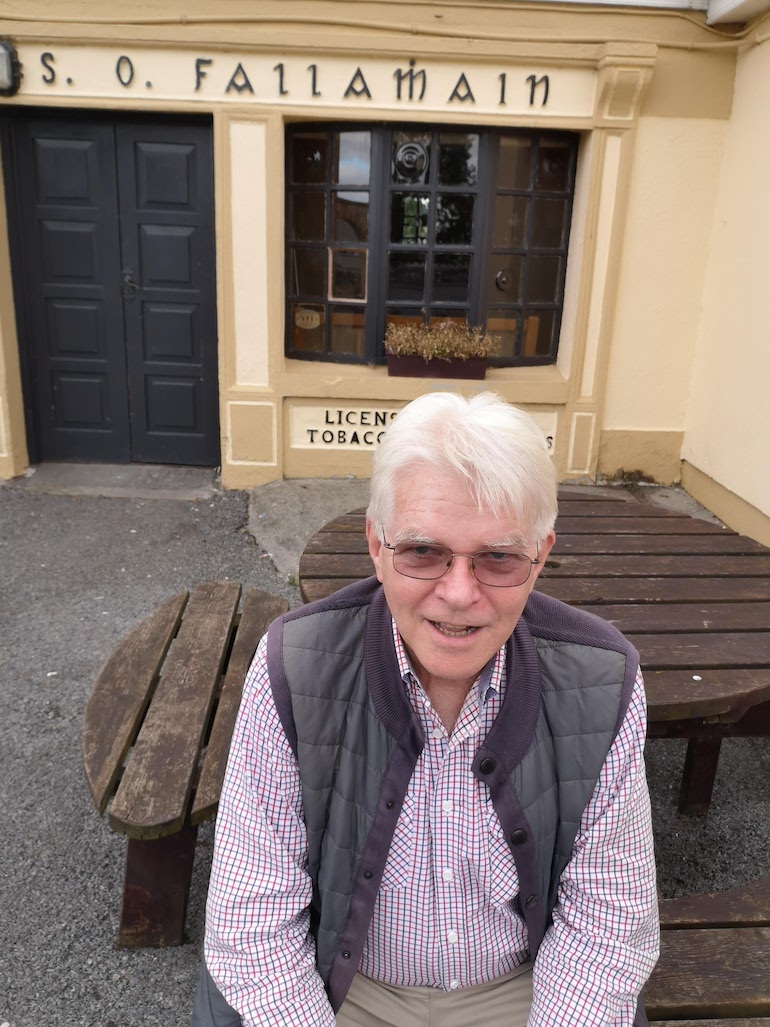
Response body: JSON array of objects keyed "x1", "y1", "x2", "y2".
[{"x1": 392, "y1": 543, "x2": 533, "y2": 586}]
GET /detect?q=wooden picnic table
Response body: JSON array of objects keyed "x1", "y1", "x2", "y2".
[
  {"x1": 82, "y1": 582, "x2": 289, "y2": 947},
  {"x1": 298, "y1": 487, "x2": 770, "y2": 814}
]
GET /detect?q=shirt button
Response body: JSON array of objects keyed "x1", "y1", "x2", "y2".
[
  {"x1": 442, "y1": 868, "x2": 454, "y2": 882},
  {"x1": 449, "y1": 979, "x2": 460, "y2": 990},
  {"x1": 447, "y1": 930, "x2": 459, "y2": 944},
  {"x1": 441, "y1": 800, "x2": 454, "y2": 814},
  {"x1": 430, "y1": 727, "x2": 443, "y2": 740}
]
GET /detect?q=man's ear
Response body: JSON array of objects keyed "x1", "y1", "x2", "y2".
[
  {"x1": 531, "y1": 530, "x2": 555, "y2": 586},
  {"x1": 366, "y1": 518, "x2": 384, "y2": 582}
]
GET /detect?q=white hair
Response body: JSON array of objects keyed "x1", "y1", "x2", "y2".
[{"x1": 367, "y1": 392, "x2": 557, "y2": 543}]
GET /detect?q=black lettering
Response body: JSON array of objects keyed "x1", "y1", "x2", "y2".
[
  {"x1": 377, "y1": 431, "x2": 386, "y2": 443},
  {"x1": 526, "y1": 73, "x2": 549, "y2": 107},
  {"x1": 374, "y1": 412, "x2": 386, "y2": 426},
  {"x1": 448, "y1": 73, "x2": 475, "y2": 104},
  {"x1": 545, "y1": 435, "x2": 554, "y2": 451},
  {"x1": 195, "y1": 58, "x2": 212, "y2": 92},
  {"x1": 390, "y1": 411, "x2": 398, "y2": 420},
  {"x1": 345, "y1": 411, "x2": 356, "y2": 424},
  {"x1": 498, "y1": 72, "x2": 506, "y2": 106},
  {"x1": 360, "y1": 411, "x2": 371, "y2": 426},
  {"x1": 41, "y1": 52, "x2": 55, "y2": 85},
  {"x1": 307, "y1": 429, "x2": 318, "y2": 443},
  {"x1": 337, "y1": 430, "x2": 346, "y2": 444},
  {"x1": 307, "y1": 63, "x2": 321, "y2": 97},
  {"x1": 322, "y1": 430, "x2": 334, "y2": 443},
  {"x1": 116, "y1": 55, "x2": 135, "y2": 87},
  {"x1": 394, "y1": 60, "x2": 427, "y2": 102},
  {"x1": 273, "y1": 62, "x2": 288, "y2": 96},
  {"x1": 325, "y1": 410, "x2": 335, "y2": 424},
  {"x1": 350, "y1": 431, "x2": 360, "y2": 445},
  {"x1": 344, "y1": 67, "x2": 372, "y2": 99},
  {"x1": 363, "y1": 431, "x2": 373, "y2": 444},
  {"x1": 226, "y1": 62, "x2": 255, "y2": 94}
]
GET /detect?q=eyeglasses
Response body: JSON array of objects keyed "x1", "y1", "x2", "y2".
[{"x1": 381, "y1": 535, "x2": 540, "y2": 588}]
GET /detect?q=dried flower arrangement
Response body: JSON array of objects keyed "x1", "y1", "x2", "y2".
[{"x1": 384, "y1": 320, "x2": 500, "y2": 363}]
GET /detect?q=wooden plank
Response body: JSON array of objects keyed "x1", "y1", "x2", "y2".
[
  {"x1": 300, "y1": 578, "x2": 363, "y2": 603},
  {"x1": 303, "y1": 531, "x2": 368, "y2": 555},
  {"x1": 555, "y1": 516, "x2": 732, "y2": 535},
  {"x1": 648, "y1": 698, "x2": 770, "y2": 736},
  {"x1": 542, "y1": 554, "x2": 770, "y2": 577},
  {"x1": 645, "y1": 669, "x2": 770, "y2": 722},
  {"x1": 537, "y1": 577, "x2": 770, "y2": 604},
  {"x1": 299, "y1": 552, "x2": 375, "y2": 580},
  {"x1": 192, "y1": 588, "x2": 289, "y2": 826},
  {"x1": 644, "y1": 927, "x2": 770, "y2": 1019},
  {"x1": 109, "y1": 581, "x2": 241, "y2": 839},
  {"x1": 555, "y1": 501, "x2": 684, "y2": 518},
  {"x1": 581, "y1": 602, "x2": 770, "y2": 633},
  {"x1": 627, "y1": 631, "x2": 770, "y2": 669},
  {"x1": 82, "y1": 591, "x2": 188, "y2": 814},
  {"x1": 554, "y1": 534, "x2": 765, "y2": 555},
  {"x1": 660, "y1": 875, "x2": 770, "y2": 929}
]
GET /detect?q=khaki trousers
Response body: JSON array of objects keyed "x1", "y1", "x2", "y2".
[{"x1": 335, "y1": 963, "x2": 533, "y2": 1027}]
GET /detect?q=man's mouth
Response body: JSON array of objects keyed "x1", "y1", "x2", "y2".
[{"x1": 431, "y1": 621, "x2": 479, "y2": 638}]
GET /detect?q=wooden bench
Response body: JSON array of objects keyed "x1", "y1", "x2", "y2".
[
  {"x1": 82, "y1": 581, "x2": 289, "y2": 947},
  {"x1": 645, "y1": 875, "x2": 770, "y2": 1022}
]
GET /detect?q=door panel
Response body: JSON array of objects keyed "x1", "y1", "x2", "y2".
[
  {"x1": 9, "y1": 113, "x2": 218, "y2": 466},
  {"x1": 12, "y1": 119, "x2": 130, "y2": 461},
  {"x1": 117, "y1": 122, "x2": 219, "y2": 465}
]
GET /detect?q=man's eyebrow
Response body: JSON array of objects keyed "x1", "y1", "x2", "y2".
[
  {"x1": 390, "y1": 527, "x2": 530, "y2": 549},
  {"x1": 487, "y1": 535, "x2": 529, "y2": 549},
  {"x1": 390, "y1": 527, "x2": 441, "y2": 545}
]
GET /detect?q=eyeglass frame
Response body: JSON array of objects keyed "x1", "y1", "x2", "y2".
[{"x1": 380, "y1": 533, "x2": 541, "y2": 588}]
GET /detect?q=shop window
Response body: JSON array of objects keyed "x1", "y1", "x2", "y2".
[{"x1": 285, "y1": 125, "x2": 577, "y2": 366}]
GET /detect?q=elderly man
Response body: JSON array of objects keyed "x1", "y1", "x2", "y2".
[{"x1": 193, "y1": 392, "x2": 659, "y2": 1027}]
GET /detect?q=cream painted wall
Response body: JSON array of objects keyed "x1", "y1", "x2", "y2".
[
  {"x1": 602, "y1": 116, "x2": 727, "y2": 432},
  {"x1": 683, "y1": 43, "x2": 770, "y2": 518}
]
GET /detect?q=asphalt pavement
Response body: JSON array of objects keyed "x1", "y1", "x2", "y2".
[{"x1": 1, "y1": 464, "x2": 768, "y2": 1027}]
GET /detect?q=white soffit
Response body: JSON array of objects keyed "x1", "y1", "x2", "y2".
[{"x1": 707, "y1": 0, "x2": 770, "y2": 21}]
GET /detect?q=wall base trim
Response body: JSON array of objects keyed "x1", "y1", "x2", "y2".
[
  {"x1": 681, "y1": 461, "x2": 770, "y2": 547},
  {"x1": 598, "y1": 429, "x2": 683, "y2": 484}
]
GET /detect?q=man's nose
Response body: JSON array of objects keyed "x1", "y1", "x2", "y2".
[{"x1": 433, "y1": 553, "x2": 480, "y2": 601}]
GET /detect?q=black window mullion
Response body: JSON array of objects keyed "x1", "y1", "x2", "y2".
[
  {"x1": 367, "y1": 128, "x2": 389, "y2": 362},
  {"x1": 470, "y1": 129, "x2": 495, "y2": 327}
]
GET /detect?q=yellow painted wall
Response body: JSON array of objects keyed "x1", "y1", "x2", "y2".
[{"x1": 683, "y1": 40, "x2": 770, "y2": 519}]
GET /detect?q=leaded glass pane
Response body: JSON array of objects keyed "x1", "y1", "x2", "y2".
[
  {"x1": 438, "y1": 133, "x2": 479, "y2": 186},
  {"x1": 392, "y1": 131, "x2": 432, "y2": 185},
  {"x1": 291, "y1": 248, "x2": 325, "y2": 296},
  {"x1": 334, "y1": 132, "x2": 371, "y2": 186},
  {"x1": 536, "y1": 141, "x2": 571, "y2": 192},
  {"x1": 388, "y1": 252, "x2": 426, "y2": 301},
  {"x1": 527, "y1": 255, "x2": 560, "y2": 303},
  {"x1": 331, "y1": 249, "x2": 367, "y2": 300},
  {"x1": 391, "y1": 194, "x2": 429, "y2": 244},
  {"x1": 497, "y1": 137, "x2": 532, "y2": 190},
  {"x1": 493, "y1": 196, "x2": 528, "y2": 249},
  {"x1": 333, "y1": 191, "x2": 369, "y2": 242},
  {"x1": 330, "y1": 306, "x2": 366, "y2": 354},
  {"x1": 292, "y1": 133, "x2": 327, "y2": 184},
  {"x1": 290, "y1": 191, "x2": 325, "y2": 242},
  {"x1": 531, "y1": 198, "x2": 566, "y2": 248},
  {"x1": 290, "y1": 303, "x2": 325, "y2": 351},
  {"x1": 436, "y1": 195, "x2": 474, "y2": 246},
  {"x1": 433, "y1": 253, "x2": 471, "y2": 303},
  {"x1": 489, "y1": 254, "x2": 522, "y2": 302}
]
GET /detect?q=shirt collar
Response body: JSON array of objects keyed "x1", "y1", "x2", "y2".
[{"x1": 391, "y1": 618, "x2": 506, "y2": 705}]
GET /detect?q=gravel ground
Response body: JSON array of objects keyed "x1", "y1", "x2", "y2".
[{"x1": 0, "y1": 474, "x2": 768, "y2": 1027}]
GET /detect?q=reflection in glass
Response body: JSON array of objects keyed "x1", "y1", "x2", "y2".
[
  {"x1": 290, "y1": 191, "x2": 325, "y2": 242},
  {"x1": 291, "y1": 248, "x2": 325, "y2": 296},
  {"x1": 531, "y1": 198, "x2": 566, "y2": 248},
  {"x1": 388, "y1": 252, "x2": 427, "y2": 301},
  {"x1": 427, "y1": 309, "x2": 468, "y2": 327},
  {"x1": 290, "y1": 303, "x2": 325, "y2": 352},
  {"x1": 333, "y1": 192, "x2": 369, "y2": 242},
  {"x1": 497, "y1": 137, "x2": 532, "y2": 190},
  {"x1": 292, "y1": 134, "x2": 327, "y2": 184},
  {"x1": 527, "y1": 255, "x2": 560, "y2": 303},
  {"x1": 436, "y1": 195, "x2": 474, "y2": 245},
  {"x1": 392, "y1": 132, "x2": 432, "y2": 184},
  {"x1": 391, "y1": 194, "x2": 429, "y2": 244},
  {"x1": 522, "y1": 309, "x2": 555, "y2": 357},
  {"x1": 334, "y1": 132, "x2": 371, "y2": 186},
  {"x1": 330, "y1": 306, "x2": 365, "y2": 354},
  {"x1": 493, "y1": 196, "x2": 528, "y2": 249},
  {"x1": 433, "y1": 253, "x2": 471, "y2": 303},
  {"x1": 537, "y1": 141, "x2": 571, "y2": 191},
  {"x1": 486, "y1": 310, "x2": 518, "y2": 359},
  {"x1": 489, "y1": 254, "x2": 522, "y2": 301},
  {"x1": 385, "y1": 307, "x2": 424, "y2": 330},
  {"x1": 438, "y1": 133, "x2": 479, "y2": 185},
  {"x1": 331, "y1": 250, "x2": 367, "y2": 300}
]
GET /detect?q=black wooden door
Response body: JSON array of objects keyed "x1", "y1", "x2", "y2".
[{"x1": 8, "y1": 114, "x2": 219, "y2": 465}]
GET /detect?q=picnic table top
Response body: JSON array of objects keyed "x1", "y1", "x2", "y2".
[{"x1": 297, "y1": 488, "x2": 770, "y2": 727}]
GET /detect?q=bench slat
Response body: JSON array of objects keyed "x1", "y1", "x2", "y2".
[
  {"x1": 660, "y1": 875, "x2": 770, "y2": 929},
  {"x1": 543, "y1": 554, "x2": 770, "y2": 577},
  {"x1": 109, "y1": 581, "x2": 241, "y2": 839},
  {"x1": 82, "y1": 591, "x2": 188, "y2": 814},
  {"x1": 581, "y1": 602, "x2": 770, "y2": 633},
  {"x1": 191, "y1": 589, "x2": 289, "y2": 826},
  {"x1": 644, "y1": 927, "x2": 770, "y2": 1019},
  {"x1": 627, "y1": 632, "x2": 770, "y2": 669},
  {"x1": 537, "y1": 577, "x2": 770, "y2": 604},
  {"x1": 645, "y1": 670, "x2": 770, "y2": 722},
  {"x1": 556, "y1": 516, "x2": 730, "y2": 535}
]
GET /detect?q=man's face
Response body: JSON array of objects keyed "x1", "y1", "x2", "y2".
[{"x1": 367, "y1": 466, "x2": 555, "y2": 697}]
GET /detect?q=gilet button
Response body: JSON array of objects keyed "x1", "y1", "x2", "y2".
[
  {"x1": 386, "y1": 800, "x2": 394, "y2": 809},
  {"x1": 479, "y1": 757, "x2": 496, "y2": 774},
  {"x1": 341, "y1": 950, "x2": 351, "y2": 959},
  {"x1": 363, "y1": 870, "x2": 373, "y2": 879},
  {"x1": 510, "y1": 829, "x2": 527, "y2": 846},
  {"x1": 525, "y1": 894, "x2": 538, "y2": 909}
]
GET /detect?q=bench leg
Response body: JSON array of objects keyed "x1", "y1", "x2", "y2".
[
  {"x1": 118, "y1": 820, "x2": 198, "y2": 948},
  {"x1": 679, "y1": 737, "x2": 722, "y2": 815}
]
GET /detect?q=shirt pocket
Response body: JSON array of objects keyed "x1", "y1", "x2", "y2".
[
  {"x1": 473, "y1": 807, "x2": 521, "y2": 909},
  {"x1": 379, "y1": 790, "x2": 417, "y2": 891}
]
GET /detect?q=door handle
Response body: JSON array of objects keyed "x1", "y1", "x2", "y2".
[{"x1": 122, "y1": 266, "x2": 139, "y2": 300}]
